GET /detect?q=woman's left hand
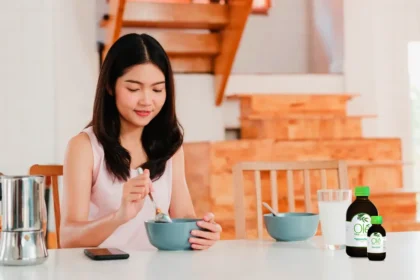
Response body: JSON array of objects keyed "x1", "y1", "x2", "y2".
[{"x1": 190, "y1": 212, "x2": 222, "y2": 250}]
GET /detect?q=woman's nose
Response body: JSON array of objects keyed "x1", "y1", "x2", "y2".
[{"x1": 139, "y1": 90, "x2": 152, "y2": 105}]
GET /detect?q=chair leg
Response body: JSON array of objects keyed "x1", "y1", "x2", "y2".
[{"x1": 44, "y1": 189, "x2": 50, "y2": 245}]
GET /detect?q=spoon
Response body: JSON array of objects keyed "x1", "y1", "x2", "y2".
[
  {"x1": 262, "y1": 202, "x2": 279, "y2": 217},
  {"x1": 137, "y1": 168, "x2": 172, "y2": 223}
]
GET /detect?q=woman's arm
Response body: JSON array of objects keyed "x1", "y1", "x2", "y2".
[
  {"x1": 60, "y1": 133, "x2": 123, "y2": 248},
  {"x1": 169, "y1": 146, "x2": 222, "y2": 250},
  {"x1": 168, "y1": 146, "x2": 196, "y2": 218}
]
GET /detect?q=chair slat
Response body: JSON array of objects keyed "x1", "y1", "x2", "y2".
[
  {"x1": 303, "y1": 169, "x2": 312, "y2": 212},
  {"x1": 287, "y1": 170, "x2": 295, "y2": 212},
  {"x1": 269, "y1": 170, "x2": 278, "y2": 212},
  {"x1": 338, "y1": 161, "x2": 349, "y2": 189},
  {"x1": 233, "y1": 165, "x2": 246, "y2": 239},
  {"x1": 52, "y1": 176, "x2": 61, "y2": 248},
  {"x1": 254, "y1": 170, "x2": 263, "y2": 239},
  {"x1": 320, "y1": 169, "x2": 327, "y2": 189}
]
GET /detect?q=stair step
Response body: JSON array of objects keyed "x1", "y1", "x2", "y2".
[
  {"x1": 139, "y1": 31, "x2": 220, "y2": 56},
  {"x1": 209, "y1": 138, "x2": 401, "y2": 174},
  {"x1": 122, "y1": 2, "x2": 229, "y2": 29},
  {"x1": 240, "y1": 115, "x2": 375, "y2": 140},
  {"x1": 229, "y1": 93, "x2": 359, "y2": 118},
  {"x1": 169, "y1": 56, "x2": 213, "y2": 73}
]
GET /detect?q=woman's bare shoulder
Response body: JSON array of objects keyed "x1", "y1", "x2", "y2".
[
  {"x1": 173, "y1": 145, "x2": 184, "y2": 160},
  {"x1": 64, "y1": 132, "x2": 93, "y2": 165}
]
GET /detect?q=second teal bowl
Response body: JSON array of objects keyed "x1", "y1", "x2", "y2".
[{"x1": 264, "y1": 212, "x2": 319, "y2": 242}]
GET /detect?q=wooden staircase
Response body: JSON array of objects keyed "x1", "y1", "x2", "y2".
[
  {"x1": 101, "y1": 0, "x2": 253, "y2": 105},
  {"x1": 184, "y1": 94, "x2": 420, "y2": 240}
]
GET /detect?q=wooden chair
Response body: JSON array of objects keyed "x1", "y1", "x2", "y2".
[
  {"x1": 29, "y1": 164, "x2": 63, "y2": 249},
  {"x1": 233, "y1": 160, "x2": 349, "y2": 239}
]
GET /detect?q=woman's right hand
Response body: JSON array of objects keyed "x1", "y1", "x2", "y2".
[{"x1": 115, "y1": 169, "x2": 153, "y2": 224}]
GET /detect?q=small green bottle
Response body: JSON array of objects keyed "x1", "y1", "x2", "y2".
[{"x1": 367, "y1": 216, "x2": 386, "y2": 261}]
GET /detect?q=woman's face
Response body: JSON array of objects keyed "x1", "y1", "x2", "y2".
[{"x1": 114, "y1": 63, "x2": 166, "y2": 128}]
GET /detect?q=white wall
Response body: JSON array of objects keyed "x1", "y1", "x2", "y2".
[
  {"x1": 174, "y1": 75, "x2": 225, "y2": 142},
  {"x1": 0, "y1": 1, "x2": 55, "y2": 175},
  {"x1": 309, "y1": 0, "x2": 344, "y2": 73},
  {"x1": 343, "y1": 0, "x2": 420, "y2": 189},
  {"x1": 53, "y1": 0, "x2": 98, "y2": 165},
  {"x1": 0, "y1": 1, "x2": 97, "y2": 175},
  {"x1": 231, "y1": 0, "x2": 310, "y2": 73}
]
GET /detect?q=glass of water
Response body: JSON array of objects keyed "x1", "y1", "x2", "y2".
[{"x1": 317, "y1": 189, "x2": 352, "y2": 250}]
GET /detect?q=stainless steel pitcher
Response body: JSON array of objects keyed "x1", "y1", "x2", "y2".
[{"x1": 0, "y1": 175, "x2": 48, "y2": 266}]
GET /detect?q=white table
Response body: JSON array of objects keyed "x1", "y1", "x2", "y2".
[{"x1": 0, "y1": 232, "x2": 418, "y2": 280}]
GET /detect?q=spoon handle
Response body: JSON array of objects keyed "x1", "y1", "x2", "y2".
[
  {"x1": 148, "y1": 193, "x2": 158, "y2": 208},
  {"x1": 262, "y1": 202, "x2": 278, "y2": 216},
  {"x1": 137, "y1": 168, "x2": 160, "y2": 213}
]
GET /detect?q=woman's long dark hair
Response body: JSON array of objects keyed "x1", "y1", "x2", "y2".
[{"x1": 88, "y1": 33, "x2": 183, "y2": 182}]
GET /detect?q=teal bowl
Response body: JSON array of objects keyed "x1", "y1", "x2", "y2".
[
  {"x1": 145, "y1": 218, "x2": 201, "y2": 250},
  {"x1": 264, "y1": 213, "x2": 319, "y2": 242}
]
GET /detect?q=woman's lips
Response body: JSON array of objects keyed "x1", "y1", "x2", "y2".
[{"x1": 135, "y1": 110, "x2": 151, "y2": 117}]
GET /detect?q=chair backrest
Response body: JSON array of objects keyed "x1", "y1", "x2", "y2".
[
  {"x1": 233, "y1": 160, "x2": 349, "y2": 239},
  {"x1": 29, "y1": 164, "x2": 63, "y2": 249}
]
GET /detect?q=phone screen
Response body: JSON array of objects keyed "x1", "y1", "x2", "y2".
[{"x1": 86, "y1": 248, "x2": 127, "y2": 256}]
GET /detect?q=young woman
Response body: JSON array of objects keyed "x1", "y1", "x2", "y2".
[{"x1": 60, "y1": 33, "x2": 222, "y2": 250}]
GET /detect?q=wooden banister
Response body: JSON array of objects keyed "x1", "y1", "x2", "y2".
[
  {"x1": 214, "y1": 0, "x2": 253, "y2": 105},
  {"x1": 104, "y1": 0, "x2": 127, "y2": 58}
]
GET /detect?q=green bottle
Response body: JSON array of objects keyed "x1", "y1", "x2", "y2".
[
  {"x1": 346, "y1": 186, "x2": 378, "y2": 257},
  {"x1": 367, "y1": 216, "x2": 386, "y2": 261}
]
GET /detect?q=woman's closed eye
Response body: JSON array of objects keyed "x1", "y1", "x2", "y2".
[
  {"x1": 153, "y1": 88, "x2": 164, "y2": 93},
  {"x1": 127, "y1": 87, "x2": 139, "y2": 92}
]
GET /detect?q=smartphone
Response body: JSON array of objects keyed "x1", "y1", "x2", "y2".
[{"x1": 84, "y1": 248, "x2": 130, "y2": 261}]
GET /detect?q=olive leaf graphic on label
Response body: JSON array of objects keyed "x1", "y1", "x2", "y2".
[{"x1": 356, "y1": 213, "x2": 369, "y2": 223}]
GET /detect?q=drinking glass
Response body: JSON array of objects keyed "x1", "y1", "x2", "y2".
[{"x1": 317, "y1": 189, "x2": 352, "y2": 250}]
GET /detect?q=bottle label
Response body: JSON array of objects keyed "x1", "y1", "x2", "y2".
[
  {"x1": 368, "y1": 232, "x2": 386, "y2": 253},
  {"x1": 346, "y1": 213, "x2": 372, "y2": 247}
]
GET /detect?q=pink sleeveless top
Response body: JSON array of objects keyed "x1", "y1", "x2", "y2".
[{"x1": 82, "y1": 126, "x2": 172, "y2": 250}]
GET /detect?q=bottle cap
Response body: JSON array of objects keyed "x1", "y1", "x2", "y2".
[
  {"x1": 371, "y1": 216, "x2": 383, "y2": 225},
  {"x1": 355, "y1": 186, "x2": 370, "y2": 197}
]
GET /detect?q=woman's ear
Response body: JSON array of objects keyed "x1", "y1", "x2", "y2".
[{"x1": 106, "y1": 84, "x2": 113, "y2": 96}]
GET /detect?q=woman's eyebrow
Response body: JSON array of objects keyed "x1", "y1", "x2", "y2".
[{"x1": 124, "y1": 79, "x2": 165, "y2": 86}]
